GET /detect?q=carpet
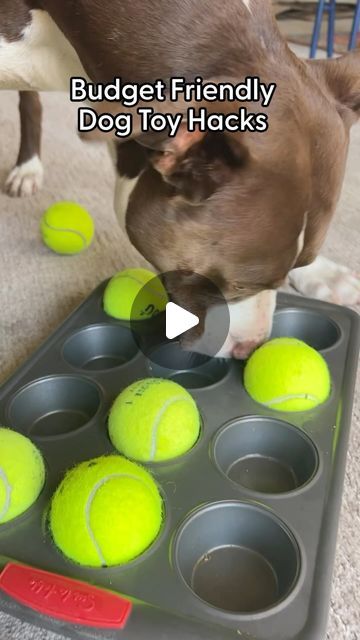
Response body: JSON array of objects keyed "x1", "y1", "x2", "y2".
[{"x1": 0, "y1": 48, "x2": 359, "y2": 639}]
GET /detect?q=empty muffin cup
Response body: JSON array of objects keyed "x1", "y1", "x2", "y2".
[
  {"x1": 174, "y1": 502, "x2": 300, "y2": 614},
  {"x1": 271, "y1": 309, "x2": 340, "y2": 351},
  {"x1": 7, "y1": 376, "x2": 101, "y2": 439},
  {"x1": 148, "y1": 342, "x2": 229, "y2": 389},
  {"x1": 213, "y1": 417, "x2": 318, "y2": 494},
  {"x1": 63, "y1": 324, "x2": 138, "y2": 370}
]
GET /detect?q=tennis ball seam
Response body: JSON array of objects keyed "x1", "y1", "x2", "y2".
[
  {"x1": 265, "y1": 393, "x2": 321, "y2": 406},
  {"x1": 0, "y1": 467, "x2": 12, "y2": 522},
  {"x1": 85, "y1": 472, "x2": 158, "y2": 566},
  {"x1": 148, "y1": 395, "x2": 197, "y2": 461},
  {"x1": 113, "y1": 274, "x2": 168, "y2": 303},
  {"x1": 42, "y1": 219, "x2": 89, "y2": 249}
]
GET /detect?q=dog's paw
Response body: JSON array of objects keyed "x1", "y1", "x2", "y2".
[
  {"x1": 289, "y1": 256, "x2": 360, "y2": 306},
  {"x1": 5, "y1": 156, "x2": 44, "y2": 197}
]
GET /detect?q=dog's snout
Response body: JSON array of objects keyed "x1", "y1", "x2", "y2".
[
  {"x1": 218, "y1": 289, "x2": 277, "y2": 360},
  {"x1": 231, "y1": 338, "x2": 265, "y2": 360}
]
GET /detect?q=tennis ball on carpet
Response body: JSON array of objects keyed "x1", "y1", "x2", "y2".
[
  {"x1": 244, "y1": 337, "x2": 331, "y2": 412},
  {"x1": 103, "y1": 268, "x2": 168, "y2": 320},
  {"x1": 49, "y1": 455, "x2": 163, "y2": 567},
  {"x1": 108, "y1": 378, "x2": 201, "y2": 462},
  {"x1": 40, "y1": 202, "x2": 94, "y2": 255},
  {"x1": 0, "y1": 428, "x2": 45, "y2": 524}
]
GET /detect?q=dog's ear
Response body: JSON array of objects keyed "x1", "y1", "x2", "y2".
[
  {"x1": 149, "y1": 128, "x2": 248, "y2": 203},
  {"x1": 309, "y1": 50, "x2": 360, "y2": 123}
]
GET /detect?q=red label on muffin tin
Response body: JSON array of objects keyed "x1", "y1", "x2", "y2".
[{"x1": 0, "y1": 563, "x2": 132, "y2": 628}]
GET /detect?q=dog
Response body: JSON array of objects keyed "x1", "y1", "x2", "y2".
[
  {"x1": 1, "y1": 0, "x2": 360, "y2": 358},
  {"x1": 5, "y1": 91, "x2": 43, "y2": 197}
]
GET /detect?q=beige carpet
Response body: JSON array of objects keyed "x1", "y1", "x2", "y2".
[{"x1": 0, "y1": 58, "x2": 359, "y2": 639}]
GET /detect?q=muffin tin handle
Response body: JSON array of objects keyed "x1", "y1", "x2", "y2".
[{"x1": 0, "y1": 563, "x2": 132, "y2": 629}]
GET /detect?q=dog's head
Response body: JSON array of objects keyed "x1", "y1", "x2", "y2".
[{"x1": 95, "y1": 51, "x2": 360, "y2": 358}]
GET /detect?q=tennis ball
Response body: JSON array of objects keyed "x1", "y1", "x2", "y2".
[
  {"x1": 244, "y1": 337, "x2": 331, "y2": 412},
  {"x1": 40, "y1": 202, "x2": 94, "y2": 255},
  {"x1": 49, "y1": 455, "x2": 163, "y2": 567},
  {"x1": 108, "y1": 378, "x2": 201, "y2": 462},
  {"x1": 0, "y1": 428, "x2": 45, "y2": 524},
  {"x1": 103, "y1": 268, "x2": 168, "y2": 320}
]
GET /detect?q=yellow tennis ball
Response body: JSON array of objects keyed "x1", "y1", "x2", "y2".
[
  {"x1": 103, "y1": 268, "x2": 168, "y2": 320},
  {"x1": 49, "y1": 455, "x2": 163, "y2": 567},
  {"x1": 0, "y1": 428, "x2": 45, "y2": 524},
  {"x1": 40, "y1": 201, "x2": 94, "y2": 255},
  {"x1": 108, "y1": 378, "x2": 201, "y2": 462},
  {"x1": 244, "y1": 337, "x2": 331, "y2": 412}
]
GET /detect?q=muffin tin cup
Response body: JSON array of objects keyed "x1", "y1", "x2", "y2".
[
  {"x1": 271, "y1": 308, "x2": 341, "y2": 351},
  {"x1": 62, "y1": 324, "x2": 139, "y2": 371},
  {"x1": 174, "y1": 502, "x2": 301, "y2": 615},
  {"x1": 6, "y1": 375, "x2": 102, "y2": 440},
  {"x1": 213, "y1": 417, "x2": 319, "y2": 495},
  {"x1": 147, "y1": 342, "x2": 230, "y2": 389}
]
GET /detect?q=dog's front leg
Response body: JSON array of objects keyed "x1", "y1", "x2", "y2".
[
  {"x1": 5, "y1": 91, "x2": 44, "y2": 197},
  {"x1": 111, "y1": 141, "x2": 148, "y2": 234},
  {"x1": 289, "y1": 206, "x2": 360, "y2": 307},
  {"x1": 289, "y1": 256, "x2": 360, "y2": 306}
]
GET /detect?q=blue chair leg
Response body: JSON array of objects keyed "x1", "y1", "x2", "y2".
[
  {"x1": 311, "y1": 0, "x2": 327, "y2": 58},
  {"x1": 327, "y1": 0, "x2": 336, "y2": 57},
  {"x1": 349, "y1": 0, "x2": 360, "y2": 50}
]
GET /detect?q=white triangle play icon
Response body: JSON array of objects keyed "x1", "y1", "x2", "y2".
[{"x1": 166, "y1": 302, "x2": 200, "y2": 340}]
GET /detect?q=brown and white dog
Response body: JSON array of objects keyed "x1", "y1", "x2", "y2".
[{"x1": 1, "y1": 0, "x2": 360, "y2": 358}]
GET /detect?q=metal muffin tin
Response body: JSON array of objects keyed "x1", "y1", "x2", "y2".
[{"x1": 0, "y1": 281, "x2": 359, "y2": 640}]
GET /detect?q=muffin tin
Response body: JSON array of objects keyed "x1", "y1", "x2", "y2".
[{"x1": 0, "y1": 281, "x2": 359, "y2": 640}]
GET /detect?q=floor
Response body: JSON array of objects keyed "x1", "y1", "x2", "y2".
[
  {"x1": 0, "y1": 43, "x2": 359, "y2": 640},
  {"x1": 274, "y1": 1, "x2": 359, "y2": 53}
]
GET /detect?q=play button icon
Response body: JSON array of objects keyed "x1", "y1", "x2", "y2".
[
  {"x1": 129, "y1": 270, "x2": 230, "y2": 368},
  {"x1": 166, "y1": 302, "x2": 199, "y2": 340}
]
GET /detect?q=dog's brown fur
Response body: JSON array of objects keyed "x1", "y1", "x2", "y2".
[
  {"x1": 30, "y1": 0, "x2": 358, "y2": 302},
  {"x1": 2, "y1": 0, "x2": 360, "y2": 342}
]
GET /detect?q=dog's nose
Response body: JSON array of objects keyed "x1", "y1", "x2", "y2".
[{"x1": 232, "y1": 339, "x2": 264, "y2": 360}]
